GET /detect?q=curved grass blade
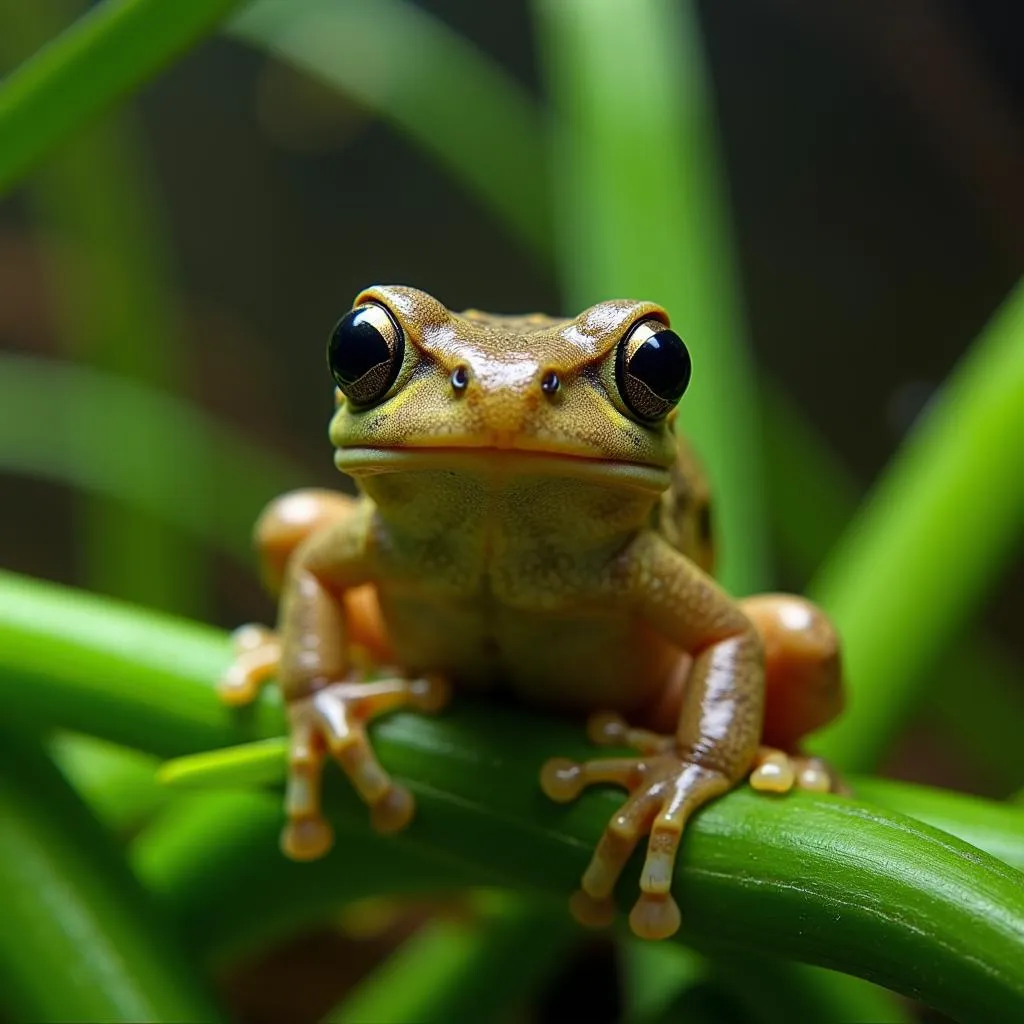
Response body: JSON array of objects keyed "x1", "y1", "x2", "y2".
[
  {"x1": 809, "y1": 280, "x2": 1024, "y2": 771},
  {"x1": 0, "y1": 354, "x2": 304, "y2": 565},
  {"x1": 532, "y1": 0, "x2": 768, "y2": 594},
  {"x1": 132, "y1": 789, "x2": 472, "y2": 963},
  {"x1": 1, "y1": 0, "x2": 211, "y2": 613},
  {"x1": 49, "y1": 732, "x2": 167, "y2": 833},
  {"x1": 156, "y1": 737, "x2": 1024, "y2": 874},
  {"x1": 0, "y1": 727, "x2": 221, "y2": 1022},
  {"x1": 158, "y1": 735, "x2": 288, "y2": 788},
  {"x1": 853, "y1": 776, "x2": 1024, "y2": 871},
  {"x1": 228, "y1": 0, "x2": 552, "y2": 264},
  {"x1": 327, "y1": 895, "x2": 576, "y2": 1024},
  {"x1": 763, "y1": 383, "x2": 1024, "y2": 791},
  {"x1": 0, "y1": 0, "x2": 245, "y2": 196}
]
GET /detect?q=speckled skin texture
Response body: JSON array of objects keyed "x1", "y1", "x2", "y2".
[{"x1": 219, "y1": 285, "x2": 845, "y2": 940}]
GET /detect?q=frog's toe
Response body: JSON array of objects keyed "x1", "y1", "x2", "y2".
[
  {"x1": 629, "y1": 893, "x2": 682, "y2": 941},
  {"x1": 281, "y1": 816, "x2": 334, "y2": 861},
  {"x1": 540, "y1": 755, "x2": 652, "y2": 803},
  {"x1": 280, "y1": 674, "x2": 450, "y2": 846},
  {"x1": 581, "y1": 815, "x2": 644, "y2": 899},
  {"x1": 586, "y1": 711, "x2": 675, "y2": 754},
  {"x1": 369, "y1": 782, "x2": 415, "y2": 834},
  {"x1": 315, "y1": 674, "x2": 451, "y2": 729},
  {"x1": 281, "y1": 717, "x2": 333, "y2": 860},
  {"x1": 543, "y1": 741, "x2": 732, "y2": 940},
  {"x1": 749, "y1": 746, "x2": 840, "y2": 795},
  {"x1": 406, "y1": 673, "x2": 451, "y2": 714},
  {"x1": 217, "y1": 625, "x2": 281, "y2": 707},
  {"x1": 793, "y1": 756, "x2": 834, "y2": 793},
  {"x1": 749, "y1": 749, "x2": 796, "y2": 793},
  {"x1": 568, "y1": 889, "x2": 617, "y2": 930},
  {"x1": 231, "y1": 623, "x2": 277, "y2": 654},
  {"x1": 539, "y1": 758, "x2": 581, "y2": 802}
]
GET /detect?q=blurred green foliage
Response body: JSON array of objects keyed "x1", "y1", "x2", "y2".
[{"x1": 0, "y1": 0, "x2": 1021, "y2": 1021}]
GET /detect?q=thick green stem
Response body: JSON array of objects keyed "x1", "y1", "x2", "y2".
[
  {"x1": 5, "y1": 575, "x2": 1024, "y2": 1019},
  {"x1": 153, "y1": 720, "x2": 1024, "y2": 1023},
  {"x1": 0, "y1": 568, "x2": 279, "y2": 755}
]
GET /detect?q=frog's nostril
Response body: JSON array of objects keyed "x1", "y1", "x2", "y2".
[
  {"x1": 450, "y1": 365, "x2": 470, "y2": 393},
  {"x1": 540, "y1": 370, "x2": 561, "y2": 396}
]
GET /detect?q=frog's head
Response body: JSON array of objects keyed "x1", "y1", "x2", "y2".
[{"x1": 327, "y1": 285, "x2": 692, "y2": 494}]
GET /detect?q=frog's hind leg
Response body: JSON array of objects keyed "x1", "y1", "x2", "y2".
[
  {"x1": 739, "y1": 594, "x2": 846, "y2": 795},
  {"x1": 217, "y1": 491, "x2": 392, "y2": 706}
]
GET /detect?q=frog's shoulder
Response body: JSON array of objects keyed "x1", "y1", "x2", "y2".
[{"x1": 650, "y1": 432, "x2": 715, "y2": 575}]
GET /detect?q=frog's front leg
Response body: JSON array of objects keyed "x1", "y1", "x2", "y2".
[
  {"x1": 250, "y1": 504, "x2": 448, "y2": 860},
  {"x1": 540, "y1": 532, "x2": 763, "y2": 940},
  {"x1": 217, "y1": 491, "x2": 392, "y2": 707}
]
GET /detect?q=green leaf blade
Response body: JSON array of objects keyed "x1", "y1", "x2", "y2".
[
  {"x1": 0, "y1": 729, "x2": 221, "y2": 1021},
  {"x1": 533, "y1": 0, "x2": 769, "y2": 593},
  {"x1": 0, "y1": 0, "x2": 246, "y2": 196},
  {"x1": 810, "y1": 280, "x2": 1024, "y2": 770}
]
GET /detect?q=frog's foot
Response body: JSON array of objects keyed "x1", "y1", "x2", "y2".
[
  {"x1": 540, "y1": 712, "x2": 732, "y2": 941},
  {"x1": 217, "y1": 624, "x2": 281, "y2": 706},
  {"x1": 748, "y1": 745, "x2": 842, "y2": 794},
  {"x1": 217, "y1": 624, "x2": 378, "y2": 707},
  {"x1": 282, "y1": 674, "x2": 450, "y2": 860}
]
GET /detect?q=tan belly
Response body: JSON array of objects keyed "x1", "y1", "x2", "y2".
[{"x1": 375, "y1": 588, "x2": 678, "y2": 714}]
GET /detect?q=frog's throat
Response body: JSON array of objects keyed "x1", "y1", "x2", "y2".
[{"x1": 334, "y1": 446, "x2": 670, "y2": 492}]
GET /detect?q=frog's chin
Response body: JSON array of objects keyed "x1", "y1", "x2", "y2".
[{"x1": 334, "y1": 445, "x2": 671, "y2": 492}]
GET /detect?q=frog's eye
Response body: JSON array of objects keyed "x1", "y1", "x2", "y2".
[
  {"x1": 328, "y1": 302, "x2": 405, "y2": 407},
  {"x1": 615, "y1": 319, "x2": 692, "y2": 422}
]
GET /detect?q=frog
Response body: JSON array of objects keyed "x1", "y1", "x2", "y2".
[{"x1": 218, "y1": 285, "x2": 844, "y2": 940}]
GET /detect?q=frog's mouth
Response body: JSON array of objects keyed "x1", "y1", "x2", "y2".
[{"x1": 334, "y1": 444, "x2": 671, "y2": 491}]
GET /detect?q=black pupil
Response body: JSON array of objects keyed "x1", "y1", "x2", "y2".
[
  {"x1": 629, "y1": 328, "x2": 691, "y2": 402},
  {"x1": 329, "y1": 308, "x2": 391, "y2": 387}
]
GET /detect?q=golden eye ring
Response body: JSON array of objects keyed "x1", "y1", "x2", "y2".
[
  {"x1": 327, "y1": 302, "x2": 404, "y2": 408},
  {"x1": 615, "y1": 319, "x2": 692, "y2": 422}
]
